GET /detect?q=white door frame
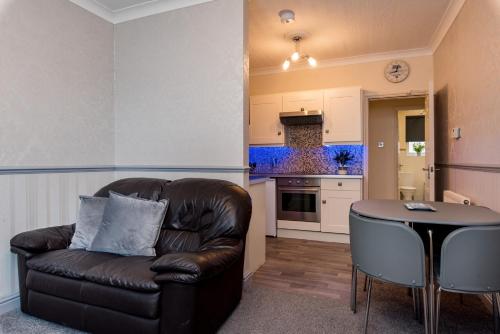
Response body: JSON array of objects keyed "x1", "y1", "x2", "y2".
[{"x1": 363, "y1": 91, "x2": 428, "y2": 200}]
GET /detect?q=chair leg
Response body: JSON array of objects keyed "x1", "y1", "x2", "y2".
[
  {"x1": 435, "y1": 287, "x2": 441, "y2": 334},
  {"x1": 496, "y1": 293, "x2": 500, "y2": 318},
  {"x1": 493, "y1": 293, "x2": 499, "y2": 334},
  {"x1": 422, "y1": 287, "x2": 430, "y2": 334},
  {"x1": 364, "y1": 275, "x2": 367, "y2": 292},
  {"x1": 412, "y1": 288, "x2": 417, "y2": 319},
  {"x1": 350, "y1": 265, "x2": 357, "y2": 313},
  {"x1": 364, "y1": 277, "x2": 373, "y2": 334},
  {"x1": 412, "y1": 288, "x2": 422, "y2": 321}
]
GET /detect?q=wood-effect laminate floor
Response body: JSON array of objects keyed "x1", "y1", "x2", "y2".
[{"x1": 252, "y1": 237, "x2": 353, "y2": 300}]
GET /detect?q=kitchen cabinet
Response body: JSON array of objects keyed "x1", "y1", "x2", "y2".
[
  {"x1": 283, "y1": 90, "x2": 323, "y2": 113},
  {"x1": 320, "y1": 179, "x2": 361, "y2": 234},
  {"x1": 323, "y1": 87, "x2": 362, "y2": 144},
  {"x1": 249, "y1": 94, "x2": 284, "y2": 145}
]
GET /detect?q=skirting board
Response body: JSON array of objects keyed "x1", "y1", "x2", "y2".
[
  {"x1": 277, "y1": 229, "x2": 350, "y2": 244},
  {"x1": 0, "y1": 295, "x2": 20, "y2": 315}
]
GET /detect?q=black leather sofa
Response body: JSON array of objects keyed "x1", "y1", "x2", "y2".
[{"x1": 10, "y1": 178, "x2": 252, "y2": 334}]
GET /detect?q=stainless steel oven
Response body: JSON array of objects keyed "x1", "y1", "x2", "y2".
[{"x1": 277, "y1": 177, "x2": 321, "y2": 223}]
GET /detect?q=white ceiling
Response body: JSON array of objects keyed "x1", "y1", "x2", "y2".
[
  {"x1": 70, "y1": 0, "x2": 214, "y2": 23},
  {"x1": 249, "y1": 0, "x2": 453, "y2": 71},
  {"x1": 95, "y1": 0, "x2": 157, "y2": 12}
]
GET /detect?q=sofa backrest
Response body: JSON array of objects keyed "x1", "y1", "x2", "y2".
[
  {"x1": 94, "y1": 178, "x2": 252, "y2": 256},
  {"x1": 94, "y1": 177, "x2": 170, "y2": 201}
]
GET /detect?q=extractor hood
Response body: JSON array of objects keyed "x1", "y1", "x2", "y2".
[{"x1": 279, "y1": 109, "x2": 324, "y2": 125}]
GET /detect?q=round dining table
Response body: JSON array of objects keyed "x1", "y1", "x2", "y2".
[
  {"x1": 351, "y1": 199, "x2": 500, "y2": 226},
  {"x1": 350, "y1": 199, "x2": 500, "y2": 334}
]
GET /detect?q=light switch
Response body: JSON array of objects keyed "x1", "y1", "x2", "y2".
[
  {"x1": 377, "y1": 141, "x2": 384, "y2": 148},
  {"x1": 452, "y1": 128, "x2": 461, "y2": 139}
]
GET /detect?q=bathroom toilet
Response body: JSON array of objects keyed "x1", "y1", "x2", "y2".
[{"x1": 399, "y1": 172, "x2": 416, "y2": 200}]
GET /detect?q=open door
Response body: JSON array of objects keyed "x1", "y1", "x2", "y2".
[{"x1": 424, "y1": 81, "x2": 435, "y2": 201}]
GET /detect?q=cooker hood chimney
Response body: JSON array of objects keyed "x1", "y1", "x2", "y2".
[{"x1": 279, "y1": 109, "x2": 324, "y2": 125}]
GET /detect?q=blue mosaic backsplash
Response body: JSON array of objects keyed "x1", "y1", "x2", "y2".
[{"x1": 249, "y1": 145, "x2": 364, "y2": 175}]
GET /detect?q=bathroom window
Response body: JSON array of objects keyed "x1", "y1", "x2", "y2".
[{"x1": 407, "y1": 141, "x2": 425, "y2": 156}]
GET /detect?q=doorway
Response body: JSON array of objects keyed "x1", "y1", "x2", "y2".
[{"x1": 367, "y1": 97, "x2": 426, "y2": 200}]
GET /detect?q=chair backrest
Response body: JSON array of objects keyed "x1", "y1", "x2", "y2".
[
  {"x1": 94, "y1": 178, "x2": 252, "y2": 256},
  {"x1": 349, "y1": 211, "x2": 426, "y2": 288},
  {"x1": 440, "y1": 225, "x2": 500, "y2": 293}
]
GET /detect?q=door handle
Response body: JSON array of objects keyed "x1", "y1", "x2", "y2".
[
  {"x1": 322, "y1": 200, "x2": 326, "y2": 204},
  {"x1": 422, "y1": 166, "x2": 438, "y2": 179}
]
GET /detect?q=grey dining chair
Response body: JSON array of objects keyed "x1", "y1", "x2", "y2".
[
  {"x1": 434, "y1": 226, "x2": 500, "y2": 334},
  {"x1": 349, "y1": 211, "x2": 429, "y2": 334}
]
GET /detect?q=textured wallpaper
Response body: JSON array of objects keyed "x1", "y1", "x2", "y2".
[
  {"x1": 0, "y1": 0, "x2": 114, "y2": 167},
  {"x1": 434, "y1": 0, "x2": 500, "y2": 166},
  {"x1": 114, "y1": 0, "x2": 247, "y2": 167},
  {"x1": 434, "y1": 0, "x2": 500, "y2": 211}
]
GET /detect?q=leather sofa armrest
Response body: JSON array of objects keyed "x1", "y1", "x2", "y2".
[
  {"x1": 10, "y1": 224, "x2": 75, "y2": 258},
  {"x1": 152, "y1": 238, "x2": 243, "y2": 284}
]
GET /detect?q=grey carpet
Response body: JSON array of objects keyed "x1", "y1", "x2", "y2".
[{"x1": 0, "y1": 281, "x2": 494, "y2": 334}]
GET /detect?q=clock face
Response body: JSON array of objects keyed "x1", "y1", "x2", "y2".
[{"x1": 384, "y1": 60, "x2": 410, "y2": 83}]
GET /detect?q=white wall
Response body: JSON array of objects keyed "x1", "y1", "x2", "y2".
[
  {"x1": 0, "y1": 0, "x2": 249, "y2": 311},
  {"x1": 0, "y1": 0, "x2": 115, "y2": 167},
  {"x1": 0, "y1": 0, "x2": 115, "y2": 307},
  {"x1": 114, "y1": 0, "x2": 248, "y2": 170}
]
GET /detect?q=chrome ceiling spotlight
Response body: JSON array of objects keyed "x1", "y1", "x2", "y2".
[
  {"x1": 278, "y1": 9, "x2": 295, "y2": 24},
  {"x1": 282, "y1": 34, "x2": 317, "y2": 71}
]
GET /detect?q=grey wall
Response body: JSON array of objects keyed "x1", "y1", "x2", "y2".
[
  {"x1": 0, "y1": 0, "x2": 115, "y2": 167},
  {"x1": 114, "y1": 0, "x2": 248, "y2": 168}
]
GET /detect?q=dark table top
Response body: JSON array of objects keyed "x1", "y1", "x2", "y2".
[{"x1": 351, "y1": 200, "x2": 500, "y2": 226}]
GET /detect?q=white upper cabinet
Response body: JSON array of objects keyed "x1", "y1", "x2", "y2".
[
  {"x1": 323, "y1": 87, "x2": 362, "y2": 144},
  {"x1": 249, "y1": 94, "x2": 284, "y2": 145},
  {"x1": 283, "y1": 90, "x2": 324, "y2": 113}
]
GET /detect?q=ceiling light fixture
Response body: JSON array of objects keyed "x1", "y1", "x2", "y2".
[
  {"x1": 282, "y1": 34, "x2": 318, "y2": 71},
  {"x1": 278, "y1": 9, "x2": 295, "y2": 24}
]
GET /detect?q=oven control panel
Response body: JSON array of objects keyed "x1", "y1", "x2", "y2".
[{"x1": 276, "y1": 178, "x2": 321, "y2": 187}]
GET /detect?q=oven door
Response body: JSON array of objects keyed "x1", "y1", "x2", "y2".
[{"x1": 277, "y1": 187, "x2": 320, "y2": 222}]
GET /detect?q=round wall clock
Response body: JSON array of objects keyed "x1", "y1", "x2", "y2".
[{"x1": 384, "y1": 60, "x2": 410, "y2": 83}]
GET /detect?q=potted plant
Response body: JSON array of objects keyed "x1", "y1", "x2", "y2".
[
  {"x1": 334, "y1": 150, "x2": 354, "y2": 175},
  {"x1": 413, "y1": 142, "x2": 425, "y2": 156}
]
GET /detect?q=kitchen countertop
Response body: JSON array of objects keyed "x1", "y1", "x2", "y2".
[
  {"x1": 249, "y1": 176, "x2": 272, "y2": 185},
  {"x1": 250, "y1": 174, "x2": 363, "y2": 179}
]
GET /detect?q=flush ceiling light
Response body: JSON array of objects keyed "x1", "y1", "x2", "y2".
[
  {"x1": 278, "y1": 9, "x2": 295, "y2": 24},
  {"x1": 282, "y1": 34, "x2": 318, "y2": 71}
]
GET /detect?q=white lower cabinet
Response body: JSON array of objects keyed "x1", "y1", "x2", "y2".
[{"x1": 320, "y1": 179, "x2": 361, "y2": 234}]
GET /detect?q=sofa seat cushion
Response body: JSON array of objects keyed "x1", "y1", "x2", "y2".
[
  {"x1": 26, "y1": 271, "x2": 160, "y2": 319},
  {"x1": 27, "y1": 249, "x2": 120, "y2": 279},
  {"x1": 84, "y1": 256, "x2": 159, "y2": 292}
]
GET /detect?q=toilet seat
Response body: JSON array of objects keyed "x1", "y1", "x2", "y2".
[{"x1": 399, "y1": 186, "x2": 417, "y2": 191}]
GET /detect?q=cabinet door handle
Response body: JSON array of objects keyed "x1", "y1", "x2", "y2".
[
  {"x1": 277, "y1": 131, "x2": 282, "y2": 136},
  {"x1": 338, "y1": 182, "x2": 343, "y2": 187},
  {"x1": 325, "y1": 129, "x2": 330, "y2": 134},
  {"x1": 322, "y1": 200, "x2": 326, "y2": 204}
]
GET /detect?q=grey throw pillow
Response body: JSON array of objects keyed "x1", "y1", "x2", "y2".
[
  {"x1": 69, "y1": 196, "x2": 108, "y2": 250},
  {"x1": 69, "y1": 192, "x2": 139, "y2": 250},
  {"x1": 88, "y1": 191, "x2": 168, "y2": 256}
]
